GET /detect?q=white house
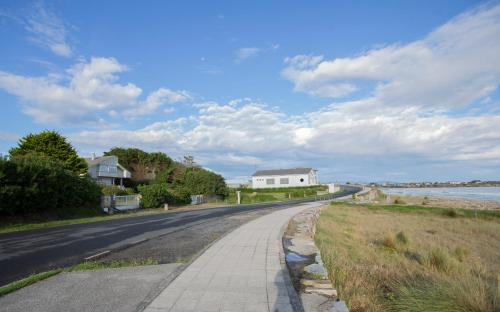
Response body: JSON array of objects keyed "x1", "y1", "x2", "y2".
[
  {"x1": 84, "y1": 155, "x2": 131, "y2": 187},
  {"x1": 251, "y1": 168, "x2": 318, "y2": 189}
]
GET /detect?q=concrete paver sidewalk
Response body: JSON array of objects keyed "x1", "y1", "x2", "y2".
[{"x1": 144, "y1": 202, "x2": 320, "y2": 312}]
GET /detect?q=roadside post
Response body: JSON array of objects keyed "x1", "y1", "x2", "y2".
[
  {"x1": 236, "y1": 191, "x2": 241, "y2": 205},
  {"x1": 164, "y1": 203, "x2": 169, "y2": 211},
  {"x1": 109, "y1": 195, "x2": 115, "y2": 215}
]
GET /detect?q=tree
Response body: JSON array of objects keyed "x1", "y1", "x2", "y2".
[
  {"x1": 104, "y1": 147, "x2": 175, "y2": 184},
  {"x1": 169, "y1": 166, "x2": 228, "y2": 197},
  {"x1": 9, "y1": 131, "x2": 87, "y2": 175}
]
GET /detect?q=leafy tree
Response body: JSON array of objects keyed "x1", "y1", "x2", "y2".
[
  {"x1": 104, "y1": 147, "x2": 175, "y2": 184},
  {"x1": 9, "y1": 131, "x2": 87, "y2": 175},
  {"x1": 167, "y1": 166, "x2": 228, "y2": 197}
]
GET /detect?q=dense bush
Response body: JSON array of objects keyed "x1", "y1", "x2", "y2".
[
  {"x1": 104, "y1": 147, "x2": 175, "y2": 185},
  {"x1": 101, "y1": 185, "x2": 136, "y2": 196},
  {"x1": 166, "y1": 167, "x2": 228, "y2": 197},
  {"x1": 181, "y1": 168, "x2": 228, "y2": 196},
  {"x1": 239, "y1": 185, "x2": 327, "y2": 194},
  {"x1": 138, "y1": 184, "x2": 170, "y2": 208},
  {"x1": 0, "y1": 156, "x2": 101, "y2": 217},
  {"x1": 138, "y1": 183, "x2": 190, "y2": 208}
]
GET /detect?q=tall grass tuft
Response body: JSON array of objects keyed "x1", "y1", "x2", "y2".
[
  {"x1": 424, "y1": 248, "x2": 457, "y2": 273},
  {"x1": 396, "y1": 231, "x2": 410, "y2": 246},
  {"x1": 383, "y1": 234, "x2": 397, "y2": 250},
  {"x1": 454, "y1": 246, "x2": 469, "y2": 262}
]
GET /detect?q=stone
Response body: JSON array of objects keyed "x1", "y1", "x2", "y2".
[
  {"x1": 304, "y1": 263, "x2": 327, "y2": 278},
  {"x1": 286, "y1": 252, "x2": 309, "y2": 263},
  {"x1": 303, "y1": 287, "x2": 337, "y2": 297},
  {"x1": 331, "y1": 300, "x2": 349, "y2": 312},
  {"x1": 301, "y1": 279, "x2": 334, "y2": 289}
]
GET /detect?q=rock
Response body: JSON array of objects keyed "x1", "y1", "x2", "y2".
[
  {"x1": 331, "y1": 300, "x2": 349, "y2": 312},
  {"x1": 286, "y1": 252, "x2": 309, "y2": 263},
  {"x1": 304, "y1": 263, "x2": 328, "y2": 278},
  {"x1": 301, "y1": 279, "x2": 334, "y2": 289},
  {"x1": 304, "y1": 287, "x2": 337, "y2": 297}
]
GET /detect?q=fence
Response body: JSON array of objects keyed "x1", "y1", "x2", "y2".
[
  {"x1": 190, "y1": 194, "x2": 224, "y2": 205},
  {"x1": 101, "y1": 194, "x2": 141, "y2": 211}
]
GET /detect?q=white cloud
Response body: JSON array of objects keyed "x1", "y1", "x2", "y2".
[
  {"x1": 235, "y1": 47, "x2": 261, "y2": 61},
  {"x1": 235, "y1": 44, "x2": 281, "y2": 62},
  {"x1": 123, "y1": 88, "x2": 191, "y2": 117},
  {"x1": 70, "y1": 99, "x2": 500, "y2": 166},
  {"x1": 25, "y1": 2, "x2": 73, "y2": 57},
  {"x1": 0, "y1": 57, "x2": 190, "y2": 124},
  {"x1": 282, "y1": 3, "x2": 500, "y2": 110},
  {"x1": 0, "y1": 131, "x2": 20, "y2": 142}
]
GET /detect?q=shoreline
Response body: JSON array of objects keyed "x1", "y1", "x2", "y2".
[{"x1": 358, "y1": 188, "x2": 500, "y2": 210}]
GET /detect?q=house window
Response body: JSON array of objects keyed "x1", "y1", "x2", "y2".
[
  {"x1": 266, "y1": 178, "x2": 275, "y2": 185},
  {"x1": 280, "y1": 178, "x2": 289, "y2": 185}
]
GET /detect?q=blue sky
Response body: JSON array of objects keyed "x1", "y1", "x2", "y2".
[{"x1": 1, "y1": 0, "x2": 499, "y2": 183}]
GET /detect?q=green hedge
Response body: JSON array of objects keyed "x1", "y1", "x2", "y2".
[
  {"x1": 101, "y1": 185, "x2": 136, "y2": 196},
  {"x1": 138, "y1": 184, "x2": 190, "y2": 208},
  {"x1": 237, "y1": 185, "x2": 327, "y2": 194},
  {"x1": 0, "y1": 156, "x2": 101, "y2": 217}
]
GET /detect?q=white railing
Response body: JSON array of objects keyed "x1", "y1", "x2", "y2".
[{"x1": 101, "y1": 194, "x2": 141, "y2": 211}]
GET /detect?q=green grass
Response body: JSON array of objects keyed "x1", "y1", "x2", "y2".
[
  {"x1": 0, "y1": 209, "x2": 174, "y2": 234},
  {"x1": 331, "y1": 201, "x2": 500, "y2": 219},
  {"x1": 0, "y1": 258, "x2": 158, "y2": 297},
  {"x1": 225, "y1": 185, "x2": 331, "y2": 204},
  {"x1": 0, "y1": 269, "x2": 63, "y2": 297},
  {"x1": 238, "y1": 185, "x2": 328, "y2": 194}
]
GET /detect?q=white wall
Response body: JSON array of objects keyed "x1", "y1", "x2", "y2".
[{"x1": 251, "y1": 173, "x2": 317, "y2": 189}]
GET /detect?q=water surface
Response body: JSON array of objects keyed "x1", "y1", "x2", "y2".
[{"x1": 381, "y1": 186, "x2": 500, "y2": 202}]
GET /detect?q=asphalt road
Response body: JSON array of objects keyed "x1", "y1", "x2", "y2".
[{"x1": 0, "y1": 188, "x2": 359, "y2": 287}]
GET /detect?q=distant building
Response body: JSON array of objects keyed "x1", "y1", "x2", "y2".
[
  {"x1": 84, "y1": 154, "x2": 131, "y2": 187},
  {"x1": 251, "y1": 168, "x2": 318, "y2": 189}
]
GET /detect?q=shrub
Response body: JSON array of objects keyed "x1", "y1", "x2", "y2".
[
  {"x1": 453, "y1": 246, "x2": 469, "y2": 262},
  {"x1": 0, "y1": 155, "x2": 101, "y2": 217},
  {"x1": 383, "y1": 234, "x2": 397, "y2": 250},
  {"x1": 101, "y1": 185, "x2": 128, "y2": 196},
  {"x1": 425, "y1": 248, "x2": 457, "y2": 273},
  {"x1": 445, "y1": 209, "x2": 458, "y2": 218},
  {"x1": 124, "y1": 187, "x2": 136, "y2": 195},
  {"x1": 396, "y1": 231, "x2": 410, "y2": 246},
  {"x1": 394, "y1": 198, "x2": 406, "y2": 204},
  {"x1": 138, "y1": 184, "x2": 170, "y2": 209}
]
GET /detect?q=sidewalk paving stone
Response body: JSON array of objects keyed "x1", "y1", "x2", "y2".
[{"x1": 144, "y1": 202, "x2": 320, "y2": 312}]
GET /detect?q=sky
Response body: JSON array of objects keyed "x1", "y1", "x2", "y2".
[{"x1": 1, "y1": 0, "x2": 499, "y2": 183}]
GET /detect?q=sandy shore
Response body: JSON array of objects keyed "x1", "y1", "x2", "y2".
[{"x1": 356, "y1": 188, "x2": 500, "y2": 210}]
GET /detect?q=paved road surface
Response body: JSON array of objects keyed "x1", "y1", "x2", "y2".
[{"x1": 0, "y1": 188, "x2": 358, "y2": 287}]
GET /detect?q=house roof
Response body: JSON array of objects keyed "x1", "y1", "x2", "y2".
[
  {"x1": 83, "y1": 156, "x2": 116, "y2": 166},
  {"x1": 252, "y1": 168, "x2": 314, "y2": 177}
]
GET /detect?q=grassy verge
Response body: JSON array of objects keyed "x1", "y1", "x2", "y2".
[
  {"x1": 225, "y1": 185, "x2": 329, "y2": 204},
  {"x1": 0, "y1": 258, "x2": 158, "y2": 297},
  {"x1": 331, "y1": 201, "x2": 500, "y2": 219},
  {"x1": 316, "y1": 202, "x2": 500, "y2": 312}
]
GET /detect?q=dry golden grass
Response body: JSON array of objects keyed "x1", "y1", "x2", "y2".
[{"x1": 315, "y1": 203, "x2": 500, "y2": 312}]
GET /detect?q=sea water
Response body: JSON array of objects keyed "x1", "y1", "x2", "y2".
[{"x1": 381, "y1": 186, "x2": 500, "y2": 202}]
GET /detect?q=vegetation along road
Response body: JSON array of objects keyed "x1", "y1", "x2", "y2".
[{"x1": 0, "y1": 187, "x2": 358, "y2": 287}]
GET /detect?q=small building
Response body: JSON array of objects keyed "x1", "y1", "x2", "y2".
[
  {"x1": 251, "y1": 168, "x2": 318, "y2": 189},
  {"x1": 84, "y1": 155, "x2": 131, "y2": 187}
]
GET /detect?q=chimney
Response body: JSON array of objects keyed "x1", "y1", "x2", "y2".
[{"x1": 91, "y1": 153, "x2": 96, "y2": 160}]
